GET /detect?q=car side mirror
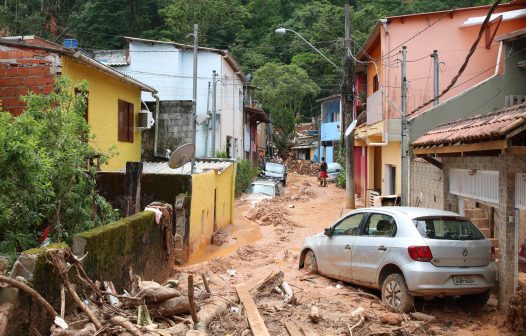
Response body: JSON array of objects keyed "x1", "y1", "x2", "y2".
[{"x1": 324, "y1": 228, "x2": 333, "y2": 237}]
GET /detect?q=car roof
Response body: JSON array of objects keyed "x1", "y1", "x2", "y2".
[
  {"x1": 358, "y1": 206, "x2": 461, "y2": 219},
  {"x1": 251, "y1": 180, "x2": 279, "y2": 186}
]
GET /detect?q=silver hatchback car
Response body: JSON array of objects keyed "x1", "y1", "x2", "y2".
[{"x1": 299, "y1": 207, "x2": 497, "y2": 312}]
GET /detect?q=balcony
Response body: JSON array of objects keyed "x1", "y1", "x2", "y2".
[{"x1": 366, "y1": 90, "x2": 382, "y2": 125}]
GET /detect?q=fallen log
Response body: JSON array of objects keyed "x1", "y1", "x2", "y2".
[
  {"x1": 50, "y1": 323, "x2": 96, "y2": 336},
  {"x1": 139, "y1": 286, "x2": 181, "y2": 304},
  {"x1": 149, "y1": 297, "x2": 191, "y2": 317},
  {"x1": 111, "y1": 316, "x2": 141, "y2": 336}
]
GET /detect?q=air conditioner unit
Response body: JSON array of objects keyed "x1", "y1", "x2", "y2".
[{"x1": 137, "y1": 110, "x2": 155, "y2": 130}]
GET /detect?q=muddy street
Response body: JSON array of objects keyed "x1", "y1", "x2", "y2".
[{"x1": 178, "y1": 174, "x2": 514, "y2": 336}]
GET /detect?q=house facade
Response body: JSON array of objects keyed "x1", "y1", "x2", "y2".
[
  {"x1": 94, "y1": 37, "x2": 250, "y2": 160},
  {"x1": 410, "y1": 28, "x2": 526, "y2": 308},
  {"x1": 354, "y1": 1, "x2": 526, "y2": 199},
  {"x1": 0, "y1": 36, "x2": 156, "y2": 171}
]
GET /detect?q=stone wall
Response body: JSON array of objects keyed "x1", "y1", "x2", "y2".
[
  {"x1": 72, "y1": 211, "x2": 174, "y2": 291},
  {"x1": 142, "y1": 100, "x2": 193, "y2": 161},
  {"x1": 410, "y1": 159, "x2": 444, "y2": 209}
]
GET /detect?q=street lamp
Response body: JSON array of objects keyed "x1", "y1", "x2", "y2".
[{"x1": 275, "y1": 27, "x2": 341, "y2": 71}]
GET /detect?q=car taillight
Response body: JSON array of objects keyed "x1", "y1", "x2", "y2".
[
  {"x1": 491, "y1": 246, "x2": 497, "y2": 261},
  {"x1": 408, "y1": 246, "x2": 433, "y2": 262}
]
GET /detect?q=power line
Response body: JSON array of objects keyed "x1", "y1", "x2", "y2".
[{"x1": 410, "y1": 0, "x2": 502, "y2": 115}]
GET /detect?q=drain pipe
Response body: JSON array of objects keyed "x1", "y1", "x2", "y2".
[{"x1": 152, "y1": 92, "x2": 160, "y2": 157}]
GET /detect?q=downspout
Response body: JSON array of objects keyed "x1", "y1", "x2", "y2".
[
  {"x1": 152, "y1": 92, "x2": 160, "y2": 157},
  {"x1": 205, "y1": 81, "x2": 211, "y2": 157}
]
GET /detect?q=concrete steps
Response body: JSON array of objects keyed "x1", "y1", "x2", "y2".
[
  {"x1": 464, "y1": 205, "x2": 497, "y2": 248},
  {"x1": 465, "y1": 208, "x2": 485, "y2": 219},
  {"x1": 471, "y1": 217, "x2": 490, "y2": 228}
]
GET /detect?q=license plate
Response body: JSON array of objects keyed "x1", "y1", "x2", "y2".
[{"x1": 453, "y1": 275, "x2": 476, "y2": 285}]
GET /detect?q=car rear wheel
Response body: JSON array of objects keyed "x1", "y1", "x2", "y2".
[
  {"x1": 303, "y1": 250, "x2": 318, "y2": 274},
  {"x1": 459, "y1": 290, "x2": 491, "y2": 305},
  {"x1": 381, "y1": 273, "x2": 414, "y2": 313}
]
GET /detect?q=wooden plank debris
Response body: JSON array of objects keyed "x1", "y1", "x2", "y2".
[{"x1": 235, "y1": 283, "x2": 270, "y2": 336}]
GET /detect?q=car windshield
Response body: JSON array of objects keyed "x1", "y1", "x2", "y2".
[
  {"x1": 412, "y1": 217, "x2": 485, "y2": 240},
  {"x1": 265, "y1": 163, "x2": 285, "y2": 174},
  {"x1": 327, "y1": 163, "x2": 342, "y2": 173},
  {"x1": 246, "y1": 184, "x2": 275, "y2": 196}
]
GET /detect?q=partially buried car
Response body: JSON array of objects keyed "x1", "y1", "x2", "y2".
[
  {"x1": 240, "y1": 179, "x2": 284, "y2": 205},
  {"x1": 326, "y1": 162, "x2": 343, "y2": 182},
  {"x1": 261, "y1": 162, "x2": 287, "y2": 186},
  {"x1": 299, "y1": 207, "x2": 497, "y2": 312}
]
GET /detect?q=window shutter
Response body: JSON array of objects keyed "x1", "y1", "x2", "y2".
[
  {"x1": 127, "y1": 101, "x2": 134, "y2": 142},
  {"x1": 118, "y1": 99, "x2": 126, "y2": 141},
  {"x1": 118, "y1": 99, "x2": 134, "y2": 143}
]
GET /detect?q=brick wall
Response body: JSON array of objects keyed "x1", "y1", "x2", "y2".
[
  {"x1": 141, "y1": 100, "x2": 193, "y2": 160},
  {"x1": 0, "y1": 45, "x2": 60, "y2": 115},
  {"x1": 410, "y1": 158, "x2": 444, "y2": 209}
]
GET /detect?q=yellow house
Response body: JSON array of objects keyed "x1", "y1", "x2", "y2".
[{"x1": 61, "y1": 53, "x2": 157, "y2": 171}]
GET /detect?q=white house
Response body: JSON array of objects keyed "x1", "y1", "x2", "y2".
[{"x1": 95, "y1": 37, "x2": 246, "y2": 159}]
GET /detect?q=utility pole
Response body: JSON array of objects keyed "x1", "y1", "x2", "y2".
[
  {"x1": 401, "y1": 46, "x2": 408, "y2": 206},
  {"x1": 432, "y1": 50, "x2": 439, "y2": 106},
  {"x1": 211, "y1": 70, "x2": 217, "y2": 157},
  {"x1": 343, "y1": 3, "x2": 355, "y2": 209},
  {"x1": 190, "y1": 24, "x2": 198, "y2": 173}
]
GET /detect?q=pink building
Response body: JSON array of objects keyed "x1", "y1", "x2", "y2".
[{"x1": 354, "y1": 0, "x2": 526, "y2": 200}]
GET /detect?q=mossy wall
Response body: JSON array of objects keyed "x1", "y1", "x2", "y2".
[
  {"x1": 96, "y1": 172, "x2": 192, "y2": 217},
  {"x1": 4, "y1": 244, "x2": 70, "y2": 336},
  {"x1": 72, "y1": 211, "x2": 173, "y2": 291}
]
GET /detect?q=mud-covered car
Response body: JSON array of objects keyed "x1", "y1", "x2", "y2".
[
  {"x1": 240, "y1": 179, "x2": 284, "y2": 205},
  {"x1": 299, "y1": 207, "x2": 497, "y2": 312}
]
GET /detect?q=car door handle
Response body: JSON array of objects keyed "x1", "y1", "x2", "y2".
[
  {"x1": 378, "y1": 245, "x2": 387, "y2": 251},
  {"x1": 344, "y1": 244, "x2": 352, "y2": 250}
]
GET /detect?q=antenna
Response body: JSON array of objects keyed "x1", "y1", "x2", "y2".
[{"x1": 168, "y1": 143, "x2": 195, "y2": 169}]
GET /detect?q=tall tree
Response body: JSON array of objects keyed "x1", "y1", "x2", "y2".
[{"x1": 252, "y1": 63, "x2": 319, "y2": 155}]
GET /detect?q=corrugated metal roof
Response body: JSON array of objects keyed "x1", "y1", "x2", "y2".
[{"x1": 413, "y1": 102, "x2": 526, "y2": 147}]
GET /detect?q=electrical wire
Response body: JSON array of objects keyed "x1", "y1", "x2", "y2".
[{"x1": 410, "y1": 0, "x2": 502, "y2": 115}]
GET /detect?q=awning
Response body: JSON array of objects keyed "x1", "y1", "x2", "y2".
[
  {"x1": 413, "y1": 102, "x2": 526, "y2": 156},
  {"x1": 244, "y1": 106, "x2": 270, "y2": 123}
]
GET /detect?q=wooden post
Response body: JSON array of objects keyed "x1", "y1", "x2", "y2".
[{"x1": 124, "y1": 162, "x2": 143, "y2": 217}]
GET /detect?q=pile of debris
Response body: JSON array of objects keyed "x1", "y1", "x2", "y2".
[
  {"x1": 285, "y1": 160, "x2": 319, "y2": 176},
  {"x1": 288, "y1": 181, "x2": 317, "y2": 201},
  {"x1": 0, "y1": 249, "x2": 237, "y2": 336},
  {"x1": 245, "y1": 199, "x2": 298, "y2": 228}
]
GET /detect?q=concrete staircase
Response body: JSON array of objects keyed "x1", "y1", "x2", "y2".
[{"x1": 464, "y1": 205, "x2": 499, "y2": 257}]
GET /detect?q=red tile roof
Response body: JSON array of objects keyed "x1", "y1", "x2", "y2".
[{"x1": 413, "y1": 102, "x2": 526, "y2": 147}]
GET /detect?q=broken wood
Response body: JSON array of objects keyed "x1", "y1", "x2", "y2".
[
  {"x1": 236, "y1": 283, "x2": 270, "y2": 336},
  {"x1": 0, "y1": 275, "x2": 58, "y2": 318},
  {"x1": 285, "y1": 322, "x2": 303, "y2": 336},
  {"x1": 0, "y1": 302, "x2": 14, "y2": 336},
  {"x1": 188, "y1": 274, "x2": 199, "y2": 324},
  {"x1": 200, "y1": 274, "x2": 211, "y2": 300},
  {"x1": 111, "y1": 316, "x2": 141, "y2": 336},
  {"x1": 149, "y1": 297, "x2": 190, "y2": 317},
  {"x1": 124, "y1": 161, "x2": 143, "y2": 217},
  {"x1": 50, "y1": 323, "x2": 96, "y2": 336},
  {"x1": 139, "y1": 286, "x2": 181, "y2": 303}
]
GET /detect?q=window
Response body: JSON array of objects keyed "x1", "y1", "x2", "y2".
[
  {"x1": 118, "y1": 99, "x2": 134, "y2": 142},
  {"x1": 413, "y1": 217, "x2": 484, "y2": 240},
  {"x1": 74, "y1": 88, "x2": 89, "y2": 122},
  {"x1": 363, "y1": 213, "x2": 397, "y2": 237},
  {"x1": 332, "y1": 213, "x2": 364, "y2": 236},
  {"x1": 373, "y1": 75, "x2": 379, "y2": 92}
]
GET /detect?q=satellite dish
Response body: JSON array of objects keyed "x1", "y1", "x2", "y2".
[
  {"x1": 196, "y1": 114, "x2": 210, "y2": 125},
  {"x1": 168, "y1": 143, "x2": 195, "y2": 169},
  {"x1": 345, "y1": 120, "x2": 358, "y2": 137}
]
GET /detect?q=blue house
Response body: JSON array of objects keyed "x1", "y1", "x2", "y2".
[{"x1": 317, "y1": 95, "x2": 341, "y2": 163}]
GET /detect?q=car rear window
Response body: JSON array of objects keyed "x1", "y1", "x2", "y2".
[{"x1": 412, "y1": 217, "x2": 485, "y2": 240}]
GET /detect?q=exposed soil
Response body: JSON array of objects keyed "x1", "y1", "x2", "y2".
[{"x1": 177, "y1": 174, "x2": 516, "y2": 336}]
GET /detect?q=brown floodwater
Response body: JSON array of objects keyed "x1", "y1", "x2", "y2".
[{"x1": 185, "y1": 200, "x2": 262, "y2": 265}]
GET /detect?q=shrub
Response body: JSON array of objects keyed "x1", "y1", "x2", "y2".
[
  {"x1": 215, "y1": 150, "x2": 228, "y2": 158},
  {"x1": 336, "y1": 150, "x2": 346, "y2": 189},
  {"x1": 235, "y1": 159, "x2": 259, "y2": 195},
  {"x1": 0, "y1": 77, "x2": 118, "y2": 254}
]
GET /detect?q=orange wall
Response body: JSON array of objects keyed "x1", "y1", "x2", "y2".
[{"x1": 366, "y1": 4, "x2": 526, "y2": 118}]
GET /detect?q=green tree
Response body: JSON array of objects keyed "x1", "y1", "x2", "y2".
[
  {"x1": 158, "y1": 0, "x2": 248, "y2": 48},
  {"x1": 252, "y1": 63, "x2": 319, "y2": 156},
  {"x1": 0, "y1": 77, "x2": 118, "y2": 254}
]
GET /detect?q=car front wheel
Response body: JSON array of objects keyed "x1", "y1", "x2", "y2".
[
  {"x1": 381, "y1": 273, "x2": 414, "y2": 313},
  {"x1": 303, "y1": 250, "x2": 318, "y2": 274}
]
